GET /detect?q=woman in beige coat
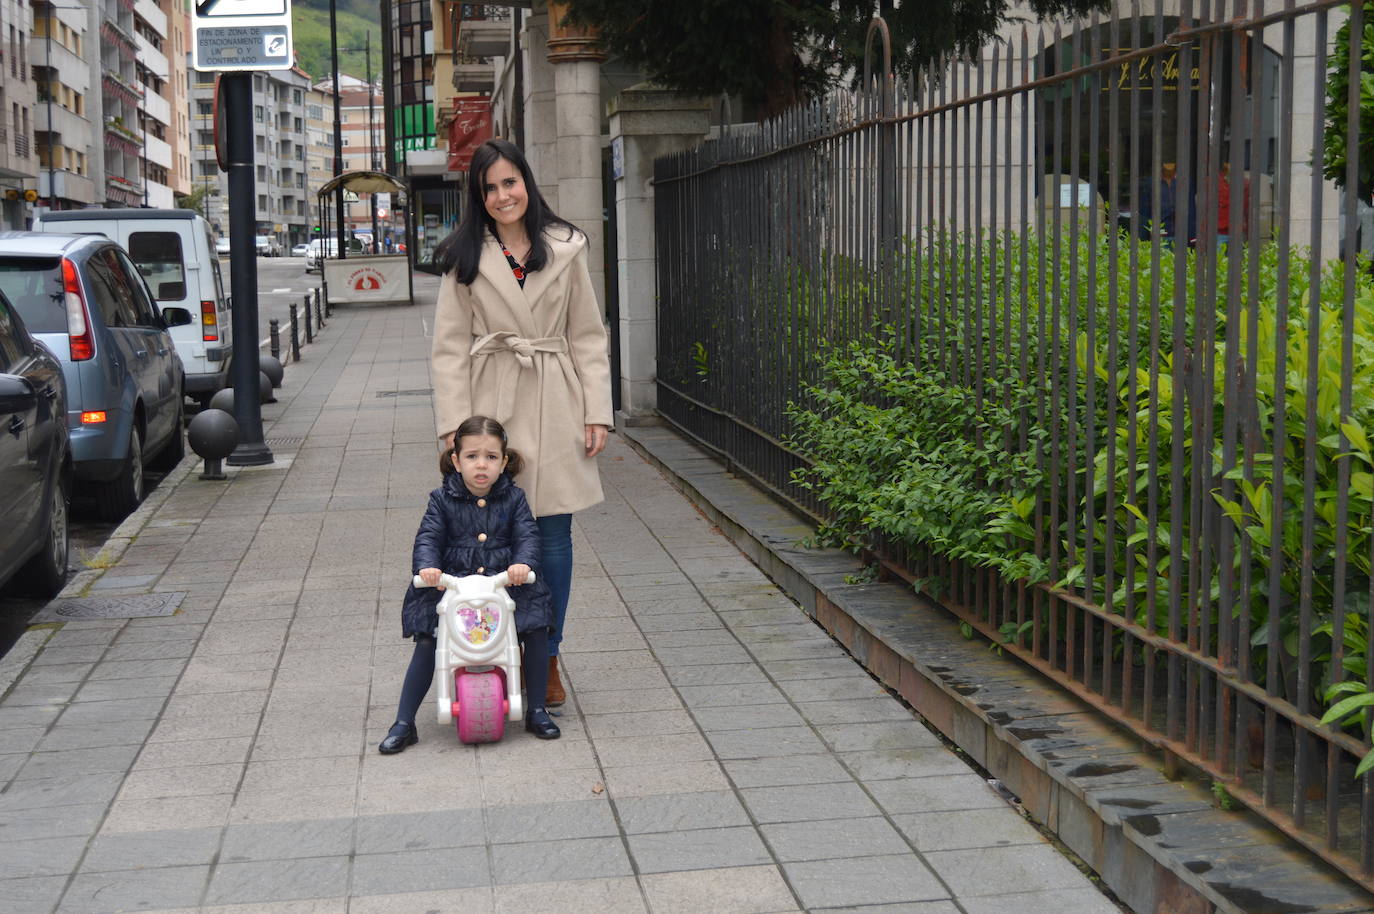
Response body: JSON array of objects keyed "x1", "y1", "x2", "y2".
[{"x1": 430, "y1": 139, "x2": 613, "y2": 708}]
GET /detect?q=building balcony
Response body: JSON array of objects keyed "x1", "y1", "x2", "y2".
[
  {"x1": 34, "y1": 105, "x2": 94, "y2": 151},
  {"x1": 29, "y1": 39, "x2": 89, "y2": 92},
  {"x1": 140, "y1": 87, "x2": 171, "y2": 127},
  {"x1": 146, "y1": 179, "x2": 174, "y2": 209},
  {"x1": 103, "y1": 121, "x2": 142, "y2": 156},
  {"x1": 105, "y1": 174, "x2": 144, "y2": 206},
  {"x1": 134, "y1": 32, "x2": 168, "y2": 80},
  {"x1": 145, "y1": 134, "x2": 172, "y2": 170},
  {"x1": 102, "y1": 70, "x2": 144, "y2": 108},
  {"x1": 453, "y1": 62, "x2": 495, "y2": 93},
  {"x1": 100, "y1": 19, "x2": 137, "y2": 61},
  {"x1": 133, "y1": 0, "x2": 167, "y2": 37},
  {"x1": 458, "y1": 17, "x2": 510, "y2": 59},
  {"x1": 39, "y1": 169, "x2": 96, "y2": 205}
]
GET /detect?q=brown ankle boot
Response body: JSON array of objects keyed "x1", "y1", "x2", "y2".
[{"x1": 546, "y1": 656, "x2": 566, "y2": 707}]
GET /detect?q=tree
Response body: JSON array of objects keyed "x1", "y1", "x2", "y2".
[
  {"x1": 175, "y1": 184, "x2": 212, "y2": 218},
  {"x1": 1322, "y1": 1, "x2": 1373, "y2": 201},
  {"x1": 564, "y1": 0, "x2": 1108, "y2": 116}
]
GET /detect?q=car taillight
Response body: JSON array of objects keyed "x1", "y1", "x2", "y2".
[
  {"x1": 201, "y1": 301, "x2": 218, "y2": 341},
  {"x1": 62, "y1": 258, "x2": 94, "y2": 361},
  {"x1": 81, "y1": 411, "x2": 107, "y2": 424}
]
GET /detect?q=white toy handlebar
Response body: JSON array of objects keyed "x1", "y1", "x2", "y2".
[{"x1": 412, "y1": 570, "x2": 535, "y2": 590}]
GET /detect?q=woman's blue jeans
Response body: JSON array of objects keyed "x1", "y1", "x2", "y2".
[{"x1": 537, "y1": 513, "x2": 573, "y2": 657}]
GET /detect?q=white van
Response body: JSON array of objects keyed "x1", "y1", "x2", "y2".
[{"x1": 34, "y1": 208, "x2": 232, "y2": 406}]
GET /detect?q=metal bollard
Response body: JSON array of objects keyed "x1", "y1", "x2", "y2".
[
  {"x1": 303, "y1": 294, "x2": 313, "y2": 344},
  {"x1": 322, "y1": 286, "x2": 331, "y2": 318},
  {"x1": 269, "y1": 319, "x2": 280, "y2": 363},
  {"x1": 289, "y1": 303, "x2": 301, "y2": 362},
  {"x1": 314, "y1": 288, "x2": 324, "y2": 328}
]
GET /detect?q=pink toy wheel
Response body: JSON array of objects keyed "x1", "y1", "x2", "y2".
[{"x1": 454, "y1": 670, "x2": 505, "y2": 744}]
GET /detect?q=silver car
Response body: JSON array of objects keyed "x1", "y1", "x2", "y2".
[{"x1": 0, "y1": 233, "x2": 190, "y2": 521}]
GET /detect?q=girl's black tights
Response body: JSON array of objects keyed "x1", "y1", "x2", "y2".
[{"x1": 395, "y1": 629, "x2": 552, "y2": 725}]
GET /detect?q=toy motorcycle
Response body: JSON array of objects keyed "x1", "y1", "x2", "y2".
[{"x1": 412, "y1": 569, "x2": 533, "y2": 744}]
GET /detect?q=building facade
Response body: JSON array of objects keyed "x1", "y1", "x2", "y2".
[
  {"x1": 1, "y1": 0, "x2": 38, "y2": 228},
  {"x1": 189, "y1": 65, "x2": 314, "y2": 248}
]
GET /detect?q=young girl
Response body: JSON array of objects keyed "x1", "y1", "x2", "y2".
[{"x1": 379, "y1": 415, "x2": 560, "y2": 754}]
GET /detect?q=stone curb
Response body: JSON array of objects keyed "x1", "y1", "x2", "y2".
[{"x1": 620, "y1": 423, "x2": 1374, "y2": 914}]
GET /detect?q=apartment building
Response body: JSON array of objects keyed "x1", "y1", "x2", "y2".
[
  {"x1": 305, "y1": 80, "x2": 336, "y2": 230},
  {"x1": 190, "y1": 65, "x2": 314, "y2": 248},
  {"x1": 1, "y1": 0, "x2": 37, "y2": 228},
  {"x1": 308, "y1": 74, "x2": 385, "y2": 241}
]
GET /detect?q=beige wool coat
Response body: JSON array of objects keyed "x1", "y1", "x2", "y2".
[{"x1": 430, "y1": 228, "x2": 613, "y2": 518}]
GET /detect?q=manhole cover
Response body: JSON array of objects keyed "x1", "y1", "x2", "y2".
[
  {"x1": 375, "y1": 388, "x2": 433, "y2": 398},
  {"x1": 30, "y1": 592, "x2": 186, "y2": 623}
]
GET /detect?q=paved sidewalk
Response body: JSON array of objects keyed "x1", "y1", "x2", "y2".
[{"x1": 0, "y1": 281, "x2": 1123, "y2": 913}]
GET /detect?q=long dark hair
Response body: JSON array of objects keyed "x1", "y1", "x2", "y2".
[
  {"x1": 440, "y1": 415, "x2": 525, "y2": 478},
  {"x1": 432, "y1": 139, "x2": 580, "y2": 284}
]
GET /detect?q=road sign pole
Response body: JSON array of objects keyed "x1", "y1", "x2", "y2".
[{"x1": 223, "y1": 71, "x2": 273, "y2": 467}]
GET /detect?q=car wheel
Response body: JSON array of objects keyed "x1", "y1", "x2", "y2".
[
  {"x1": 149, "y1": 398, "x2": 186, "y2": 471},
  {"x1": 96, "y1": 425, "x2": 144, "y2": 522},
  {"x1": 22, "y1": 472, "x2": 69, "y2": 598}
]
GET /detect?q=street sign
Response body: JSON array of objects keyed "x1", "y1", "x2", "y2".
[{"x1": 192, "y1": 0, "x2": 293, "y2": 72}]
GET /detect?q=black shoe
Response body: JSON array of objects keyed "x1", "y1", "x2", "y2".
[
  {"x1": 525, "y1": 707, "x2": 561, "y2": 740},
  {"x1": 378, "y1": 721, "x2": 418, "y2": 754}
]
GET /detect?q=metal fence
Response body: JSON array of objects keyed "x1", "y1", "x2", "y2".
[{"x1": 654, "y1": 0, "x2": 1374, "y2": 888}]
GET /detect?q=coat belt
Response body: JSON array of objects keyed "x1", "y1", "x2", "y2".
[{"x1": 469, "y1": 332, "x2": 568, "y2": 370}]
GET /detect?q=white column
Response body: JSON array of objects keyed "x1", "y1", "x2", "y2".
[
  {"x1": 521, "y1": 10, "x2": 559, "y2": 214},
  {"x1": 552, "y1": 58, "x2": 604, "y2": 308},
  {"x1": 608, "y1": 86, "x2": 711, "y2": 420}
]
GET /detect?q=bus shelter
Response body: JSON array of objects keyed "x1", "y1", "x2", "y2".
[{"x1": 316, "y1": 170, "x2": 414, "y2": 307}]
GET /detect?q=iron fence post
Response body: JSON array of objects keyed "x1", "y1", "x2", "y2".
[{"x1": 289, "y1": 303, "x2": 301, "y2": 362}]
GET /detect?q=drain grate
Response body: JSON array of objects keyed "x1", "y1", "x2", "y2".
[
  {"x1": 266, "y1": 436, "x2": 304, "y2": 446},
  {"x1": 30, "y1": 592, "x2": 186, "y2": 623},
  {"x1": 375, "y1": 388, "x2": 433, "y2": 399}
]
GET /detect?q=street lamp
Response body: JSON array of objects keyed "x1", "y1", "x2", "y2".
[
  {"x1": 338, "y1": 35, "x2": 380, "y2": 247},
  {"x1": 39, "y1": 1, "x2": 85, "y2": 213}
]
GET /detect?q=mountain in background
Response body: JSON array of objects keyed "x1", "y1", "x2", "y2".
[{"x1": 292, "y1": 0, "x2": 380, "y2": 83}]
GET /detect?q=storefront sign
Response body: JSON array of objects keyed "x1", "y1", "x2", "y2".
[
  {"x1": 448, "y1": 98, "x2": 493, "y2": 173},
  {"x1": 1104, "y1": 48, "x2": 1202, "y2": 92}
]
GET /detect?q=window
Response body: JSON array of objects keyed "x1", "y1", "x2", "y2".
[
  {"x1": 257, "y1": 194, "x2": 267, "y2": 210},
  {"x1": 0, "y1": 299, "x2": 24, "y2": 372},
  {"x1": 197, "y1": 101, "x2": 212, "y2": 116},
  {"x1": 257, "y1": 165, "x2": 266, "y2": 181},
  {"x1": 307, "y1": 104, "x2": 323, "y2": 120},
  {"x1": 111, "y1": 250, "x2": 162, "y2": 326},
  {"x1": 88, "y1": 253, "x2": 138, "y2": 328},
  {"x1": 254, "y1": 105, "x2": 264, "y2": 122},
  {"x1": 127, "y1": 232, "x2": 186, "y2": 302},
  {"x1": 0, "y1": 258, "x2": 64, "y2": 333},
  {"x1": 293, "y1": 89, "x2": 303, "y2": 105}
]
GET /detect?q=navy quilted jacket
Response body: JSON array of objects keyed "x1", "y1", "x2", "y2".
[{"x1": 400, "y1": 472, "x2": 553, "y2": 638}]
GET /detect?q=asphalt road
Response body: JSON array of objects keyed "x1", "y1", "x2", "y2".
[{"x1": 0, "y1": 255, "x2": 322, "y2": 658}]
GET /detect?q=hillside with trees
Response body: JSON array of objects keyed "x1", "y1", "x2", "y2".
[{"x1": 291, "y1": 0, "x2": 378, "y2": 83}]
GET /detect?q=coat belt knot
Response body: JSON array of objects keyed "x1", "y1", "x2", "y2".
[{"x1": 470, "y1": 331, "x2": 568, "y2": 369}]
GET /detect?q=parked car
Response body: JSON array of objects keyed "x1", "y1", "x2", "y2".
[
  {"x1": 215, "y1": 236, "x2": 231, "y2": 257},
  {"x1": 255, "y1": 235, "x2": 282, "y2": 257},
  {"x1": 305, "y1": 236, "x2": 365, "y2": 273},
  {"x1": 0, "y1": 290, "x2": 70, "y2": 597},
  {"x1": 34, "y1": 209, "x2": 233, "y2": 408},
  {"x1": 0, "y1": 233, "x2": 190, "y2": 521},
  {"x1": 290, "y1": 242, "x2": 309, "y2": 257}
]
